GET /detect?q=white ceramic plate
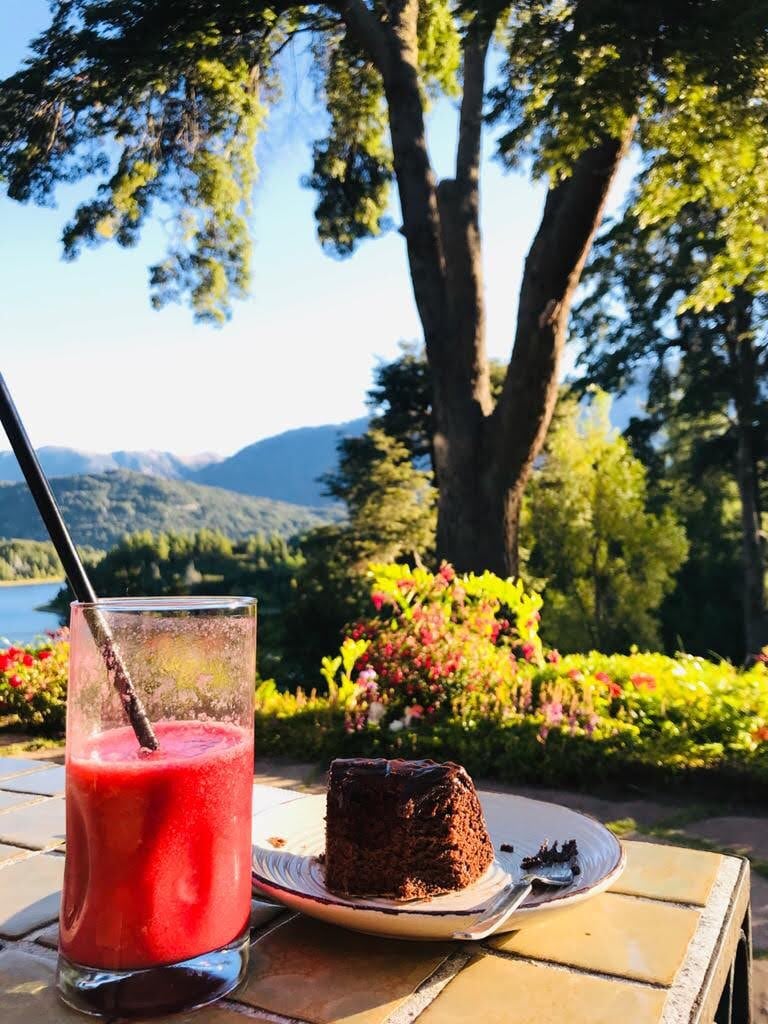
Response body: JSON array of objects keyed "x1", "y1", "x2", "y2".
[{"x1": 252, "y1": 791, "x2": 625, "y2": 940}]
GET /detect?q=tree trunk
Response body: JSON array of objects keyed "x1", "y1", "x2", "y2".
[
  {"x1": 457, "y1": 120, "x2": 638, "y2": 577},
  {"x1": 341, "y1": 0, "x2": 635, "y2": 578},
  {"x1": 725, "y1": 292, "x2": 767, "y2": 656}
]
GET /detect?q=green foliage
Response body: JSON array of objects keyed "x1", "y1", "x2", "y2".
[
  {"x1": 417, "y1": 0, "x2": 461, "y2": 99},
  {"x1": 0, "y1": 637, "x2": 68, "y2": 735},
  {"x1": 2, "y1": 0, "x2": 766, "y2": 326},
  {"x1": 335, "y1": 561, "x2": 544, "y2": 729},
  {"x1": 0, "y1": 538, "x2": 102, "y2": 582},
  {"x1": 0, "y1": 1, "x2": 279, "y2": 321},
  {"x1": 52, "y1": 528, "x2": 303, "y2": 679},
  {"x1": 307, "y1": 43, "x2": 393, "y2": 254},
  {"x1": 572, "y1": 192, "x2": 768, "y2": 661},
  {"x1": 13, "y1": 567, "x2": 768, "y2": 796},
  {"x1": 322, "y1": 428, "x2": 437, "y2": 569},
  {"x1": 253, "y1": 563, "x2": 768, "y2": 794},
  {"x1": 491, "y1": 2, "x2": 768, "y2": 185},
  {"x1": 0, "y1": 470, "x2": 332, "y2": 550},
  {"x1": 522, "y1": 392, "x2": 688, "y2": 652},
  {"x1": 636, "y1": 75, "x2": 768, "y2": 312},
  {"x1": 279, "y1": 429, "x2": 438, "y2": 683}
]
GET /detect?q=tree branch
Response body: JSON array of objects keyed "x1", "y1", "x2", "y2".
[
  {"x1": 491, "y1": 120, "x2": 637, "y2": 500},
  {"x1": 336, "y1": 0, "x2": 390, "y2": 75},
  {"x1": 455, "y1": 24, "x2": 490, "y2": 189}
]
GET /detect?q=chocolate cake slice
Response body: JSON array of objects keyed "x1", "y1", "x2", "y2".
[{"x1": 324, "y1": 758, "x2": 495, "y2": 899}]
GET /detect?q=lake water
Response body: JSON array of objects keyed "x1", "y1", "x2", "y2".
[{"x1": 0, "y1": 582, "x2": 65, "y2": 645}]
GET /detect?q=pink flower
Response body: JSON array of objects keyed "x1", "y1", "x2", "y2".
[
  {"x1": 541, "y1": 700, "x2": 563, "y2": 727},
  {"x1": 594, "y1": 672, "x2": 611, "y2": 684},
  {"x1": 546, "y1": 650, "x2": 561, "y2": 664},
  {"x1": 567, "y1": 668, "x2": 583, "y2": 681},
  {"x1": 371, "y1": 591, "x2": 387, "y2": 611},
  {"x1": 521, "y1": 642, "x2": 536, "y2": 660},
  {"x1": 438, "y1": 563, "x2": 456, "y2": 583},
  {"x1": 608, "y1": 682, "x2": 622, "y2": 698}
]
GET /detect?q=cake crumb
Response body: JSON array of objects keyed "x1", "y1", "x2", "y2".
[
  {"x1": 521, "y1": 839, "x2": 579, "y2": 872},
  {"x1": 499, "y1": 843, "x2": 514, "y2": 853},
  {"x1": 267, "y1": 836, "x2": 287, "y2": 849}
]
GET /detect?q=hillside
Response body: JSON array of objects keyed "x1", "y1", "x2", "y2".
[
  {"x1": 0, "y1": 470, "x2": 333, "y2": 549},
  {"x1": 192, "y1": 418, "x2": 368, "y2": 504},
  {"x1": 0, "y1": 418, "x2": 368, "y2": 506}
]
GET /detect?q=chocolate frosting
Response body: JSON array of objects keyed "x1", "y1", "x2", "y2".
[{"x1": 328, "y1": 757, "x2": 469, "y2": 806}]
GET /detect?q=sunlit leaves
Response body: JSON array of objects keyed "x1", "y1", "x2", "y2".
[
  {"x1": 523, "y1": 392, "x2": 688, "y2": 652},
  {"x1": 417, "y1": 0, "x2": 461, "y2": 99},
  {"x1": 306, "y1": 43, "x2": 393, "y2": 255},
  {"x1": 0, "y1": 1, "x2": 276, "y2": 322},
  {"x1": 637, "y1": 73, "x2": 768, "y2": 313}
]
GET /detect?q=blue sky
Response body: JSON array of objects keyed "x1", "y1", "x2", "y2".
[{"x1": 0, "y1": 4, "x2": 633, "y2": 457}]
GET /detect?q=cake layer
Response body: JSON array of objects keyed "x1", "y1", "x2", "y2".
[{"x1": 324, "y1": 758, "x2": 494, "y2": 899}]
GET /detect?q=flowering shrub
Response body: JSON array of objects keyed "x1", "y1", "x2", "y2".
[
  {"x1": 254, "y1": 563, "x2": 768, "y2": 794},
  {"x1": 333, "y1": 562, "x2": 548, "y2": 733},
  {"x1": 0, "y1": 631, "x2": 69, "y2": 735}
]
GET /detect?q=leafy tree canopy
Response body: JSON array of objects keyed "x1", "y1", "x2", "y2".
[
  {"x1": 1, "y1": 1, "x2": 766, "y2": 322},
  {"x1": 522, "y1": 391, "x2": 688, "y2": 652}
]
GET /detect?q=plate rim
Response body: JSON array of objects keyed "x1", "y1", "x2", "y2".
[{"x1": 252, "y1": 792, "x2": 626, "y2": 918}]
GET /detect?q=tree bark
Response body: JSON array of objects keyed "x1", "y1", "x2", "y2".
[
  {"x1": 461, "y1": 120, "x2": 638, "y2": 577},
  {"x1": 725, "y1": 291, "x2": 767, "y2": 656},
  {"x1": 340, "y1": 0, "x2": 636, "y2": 579}
]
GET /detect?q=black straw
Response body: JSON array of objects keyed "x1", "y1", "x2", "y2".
[{"x1": 0, "y1": 374, "x2": 158, "y2": 750}]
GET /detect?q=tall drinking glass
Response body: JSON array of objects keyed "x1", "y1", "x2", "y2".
[{"x1": 57, "y1": 597, "x2": 256, "y2": 1018}]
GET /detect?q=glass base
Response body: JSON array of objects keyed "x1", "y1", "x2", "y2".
[{"x1": 56, "y1": 927, "x2": 250, "y2": 1018}]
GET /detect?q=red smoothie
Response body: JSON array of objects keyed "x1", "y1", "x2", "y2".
[{"x1": 61, "y1": 720, "x2": 253, "y2": 971}]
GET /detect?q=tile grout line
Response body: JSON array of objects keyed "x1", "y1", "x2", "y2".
[
  {"x1": 383, "y1": 949, "x2": 473, "y2": 1024},
  {"x1": 0, "y1": 792, "x2": 49, "y2": 813},
  {"x1": 218, "y1": 1000, "x2": 314, "y2": 1023},
  {"x1": 475, "y1": 944, "x2": 672, "y2": 991}
]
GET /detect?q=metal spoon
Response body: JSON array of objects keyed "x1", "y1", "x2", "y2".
[{"x1": 453, "y1": 862, "x2": 575, "y2": 941}]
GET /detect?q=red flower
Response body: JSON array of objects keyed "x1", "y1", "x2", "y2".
[
  {"x1": 371, "y1": 591, "x2": 387, "y2": 611},
  {"x1": 37, "y1": 649, "x2": 52, "y2": 661},
  {"x1": 567, "y1": 668, "x2": 583, "y2": 681},
  {"x1": 7, "y1": 647, "x2": 22, "y2": 660},
  {"x1": 521, "y1": 642, "x2": 536, "y2": 660},
  {"x1": 594, "y1": 672, "x2": 611, "y2": 684},
  {"x1": 22, "y1": 653, "x2": 34, "y2": 667},
  {"x1": 438, "y1": 563, "x2": 456, "y2": 583},
  {"x1": 0, "y1": 655, "x2": 10, "y2": 672},
  {"x1": 546, "y1": 650, "x2": 561, "y2": 664},
  {"x1": 631, "y1": 673, "x2": 656, "y2": 690},
  {"x1": 8, "y1": 674, "x2": 22, "y2": 689},
  {"x1": 608, "y1": 682, "x2": 622, "y2": 698},
  {"x1": 752, "y1": 726, "x2": 768, "y2": 743}
]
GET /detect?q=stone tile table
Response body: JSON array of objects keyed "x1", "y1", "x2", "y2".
[{"x1": 0, "y1": 759, "x2": 752, "y2": 1023}]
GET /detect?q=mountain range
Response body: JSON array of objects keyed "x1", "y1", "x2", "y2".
[
  {"x1": 0, "y1": 417, "x2": 368, "y2": 508},
  {"x1": 0, "y1": 470, "x2": 334, "y2": 549}
]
